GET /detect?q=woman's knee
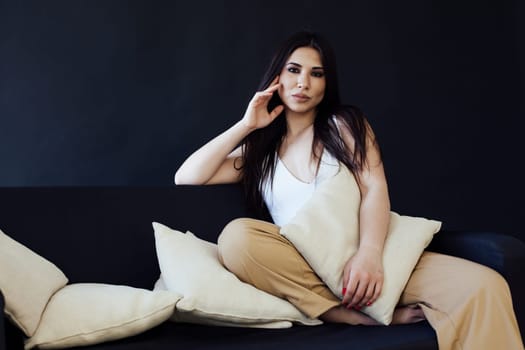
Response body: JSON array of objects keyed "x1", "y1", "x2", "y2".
[
  {"x1": 217, "y1": 218, "x2": 258, "y2": 270},
  {"x1": 483, "y1": 267, "x2": 511, "y2": 295},
  {"x1": 463, "y1": 263, "x2": 511, "y2": 301},
  {"x1": 218, "y1": 218, "x2": 253, "y2": 250}
]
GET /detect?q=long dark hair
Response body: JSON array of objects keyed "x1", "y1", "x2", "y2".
[{"x1": 240, "y1": 31, "x2": 378, "y2": 218}]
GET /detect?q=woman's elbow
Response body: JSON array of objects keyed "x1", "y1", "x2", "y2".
[
  {"x1": 173, "y1": 171, "x2": 182, "y2": 185},
  {"x1": 174, "y1": 170, "x2": 190, "y2": 185},
  {"x1": 174, "y1": 172, "x2": 182, "y2": 185},
  {"x1": 174, "y1": 170, "x2": 205, "y2": 185}
]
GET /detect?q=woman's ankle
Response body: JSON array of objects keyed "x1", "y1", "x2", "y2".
[
  {"x1": 391, "y1": 304, "x2": 426, "y2": 325},
  {"x1": 320, "y1": 305, "x2": 380, "y2": 326}
]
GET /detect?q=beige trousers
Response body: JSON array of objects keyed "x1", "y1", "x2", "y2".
[{"x1": 217, "y1": 218, "x2": 524, "y2": 350}]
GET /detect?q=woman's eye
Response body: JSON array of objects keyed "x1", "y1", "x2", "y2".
[
  {"x1": 287, "y1": 67, "x2": 300, "y2": 73},
  {"x1": 312, "y1": 71, "x2": 324, "y2": 78}
]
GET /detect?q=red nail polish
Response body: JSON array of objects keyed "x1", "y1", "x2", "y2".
[
  {"x1": 355, "y1": 305, "x2": 362, "y2": 310},
  {"x1": 366, "y1": 302, "x2": 372, "y2": 306},
  {"x1": 342, "y1": 288, "x2": 347, "y2": 295}
]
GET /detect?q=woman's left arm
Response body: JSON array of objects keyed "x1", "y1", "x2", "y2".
[{"x1": 339, "y1": 123, "x2": 391, "y2": 310}]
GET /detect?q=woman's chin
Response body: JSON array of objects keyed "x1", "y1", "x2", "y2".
[{"x1": 284, "y1": 104, "x2": 316, "y2": 115}]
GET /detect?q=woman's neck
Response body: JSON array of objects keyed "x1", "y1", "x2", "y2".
[{"x1": 285, "y1": 110, "x2": 316, "y2": 137}]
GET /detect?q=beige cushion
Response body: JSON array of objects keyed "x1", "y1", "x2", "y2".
[
  {"x1": 24, "y1": 283, "x2": 181, "y2": 350},
  {"x1": 0, "y1": 228, "x2": 68, "y2": 336},
  {"x1": 153, "y1": 222, "x2": 322, "y2": 328},
  {"x1": 154, "y1": 277, "x2": 292, "y2": 329},
  {"x1": 280, "y1": 165, "x2": 441, "y2": 325}
]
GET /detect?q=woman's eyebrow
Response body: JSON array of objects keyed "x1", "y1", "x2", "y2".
[{"x1": 286, "y1": 62, "x2": 324, "y2": 70}]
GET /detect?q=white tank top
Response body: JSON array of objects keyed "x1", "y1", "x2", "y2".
[{"x1": 262, "y1": 149, "x2": 340, "y2": 226}]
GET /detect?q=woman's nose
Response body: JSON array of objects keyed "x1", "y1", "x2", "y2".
[{"x1": 297, "y1": 74, "x2": 309, "y2": 89}]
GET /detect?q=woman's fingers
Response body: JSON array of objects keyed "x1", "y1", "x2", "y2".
[
  {"x1": 269, "y1": 105, "x2": 284, "y2": 119},
  {"x1": 265, "y1": 82, "x2": 280, "y2": 93},
  {"x1": 360, "y1": 283, "x2": 376, "y2": 308},
  {"x1": 263, "y1": 76, "x2": 280, "y2": 93},
  {"x1": 242, "y1": 76, "x2": 281, "y2": 130},
  {"x1": 344, "y1": 277, "x2": 381, "y2": 309},
  {"x1": 252, "y1": 76, "x2": 280, "y2": 106},
  {"x1": 349, "y1": 281, "x2": 368, "y2": 308},
  {"x1": 343, "y1": 272, "x2": 364, "y2": 307},
  {"x1": 353, "y1": 279, "x2": 382, "y2": 309},
  {"x1": 342, "y1": 277, "x2": 356, "y2": 305},
  {"x1": 251, "y1": 91, "x2": 272, "y2": 106},
  {"x1": 369, "y1": 279, "x2": 383, "y2": 306}
]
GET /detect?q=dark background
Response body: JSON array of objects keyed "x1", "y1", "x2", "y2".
[{"x1": 1, "y1": 1, "x2": 523, "y2": 239}]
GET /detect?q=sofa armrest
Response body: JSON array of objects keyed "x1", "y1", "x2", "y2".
[
  {"x1": 427, "y1": 230, "x2": 525, "y2": 274},
  {"x1": 426, "y1": 230, "x2": 525, "y2": 338},
  {"x1": 1, "y1": 290, "x2": 6, "y2": 350}
]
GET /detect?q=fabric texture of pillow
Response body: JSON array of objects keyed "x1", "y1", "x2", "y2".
[
  {"x1": 154, "y1": 277, "x2": 292, "y2": 329},
  {"x1": 279, "y1": 165, "x2": 442, "y2": 325},
  {"x1": 0, "y1": 228, "x2": 68, "y2": 337},
  {"x1": 153, "y1": 222, "x2": 322, "y2": 328},
  {"x1": 24, "y1": 283, "x2": 181, "y2": 350}
]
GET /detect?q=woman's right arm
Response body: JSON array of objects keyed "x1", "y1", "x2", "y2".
[
  {"x1": 174, "y1": 76, "x2": 284, "y2": 185},
  {"x1": 174, "y1": 121, "x2": 252, "y2": 185}
]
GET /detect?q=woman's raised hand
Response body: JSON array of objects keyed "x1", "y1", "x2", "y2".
[{"x1": 241, "y1": 76, "x2": 284, "y2": 131}]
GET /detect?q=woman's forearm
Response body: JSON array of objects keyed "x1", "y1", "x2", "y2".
[
  {"x1": 358, "y1": 182, "x2": 390, "y2": 255},
  {"x1": 175, "y1": 78, "x2": 283, "y2": 186},
  {"x1": 174, "y1": 120, "x2": 253, "y2": 185}
]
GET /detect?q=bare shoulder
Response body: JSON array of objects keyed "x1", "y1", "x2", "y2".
[
  {"x1": 333, "y1": 112, "x2": 377, "y2": 144},
  {"x1": 333, "y1": 111, "x2": 382, "y2": 171},
  {"x1": 332, "y1": 114, "x2": 357, "y2": 151}
]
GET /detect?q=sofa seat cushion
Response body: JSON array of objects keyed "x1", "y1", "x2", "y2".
[{"x1": 74, "y1": 321, "x2": 437, "y2": 350}]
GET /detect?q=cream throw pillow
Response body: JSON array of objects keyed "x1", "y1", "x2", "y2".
[
  {"x1": 24, "y1": 283, "x2": 181, "y2": 350},
  {"x1": 279, "y1": 165, "x2": 441, "y2": 325},
  {"x1": 153, "y1": 222, "x2": 321, "y2": 328},
  {"x1": 154, "y1": 277, "x2": 292, "y2": 329},
  {"x1": 0, "y1": 228, "x2": 68, "y2": 336}
]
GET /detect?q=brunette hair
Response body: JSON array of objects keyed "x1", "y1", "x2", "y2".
[{"x1": 240, "y1": 31, "x2": 378, "y2": 218}]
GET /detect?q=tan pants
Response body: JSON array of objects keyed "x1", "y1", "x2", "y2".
[{"x1": 217, "y1": 218, "x2": 524, "y2": 350}]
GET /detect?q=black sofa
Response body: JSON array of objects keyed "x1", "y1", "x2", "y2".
[{"x1": 1, "y1": 185, "x2": 524, "y2": 350}]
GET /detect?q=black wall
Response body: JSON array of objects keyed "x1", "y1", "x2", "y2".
[{"x1": 1, "y1": 1, "x2": 524, "y2": 239}]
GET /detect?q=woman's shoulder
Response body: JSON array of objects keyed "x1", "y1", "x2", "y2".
[
  {"x1": 330, "y1": 105, "x2": 375, "y2": 151},
  {"x1": 333, "y1": 105, "x2": 366, "y2": 122},
  {"x1": 333, "y1": 105, "x2": 372, "y2": 133}
]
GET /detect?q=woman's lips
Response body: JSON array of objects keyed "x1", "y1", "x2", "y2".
[{"x1": 291, "y1": 94, "x2": 311, "y2": 102}]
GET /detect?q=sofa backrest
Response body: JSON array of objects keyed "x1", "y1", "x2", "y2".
[{"x1": 0, "y1": 185, "x2": 247, "y2": 289}]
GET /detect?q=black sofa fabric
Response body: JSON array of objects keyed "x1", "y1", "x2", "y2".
[
  {"x1": 1, "y1": 186, "x2": 524, "y2": 349},
  {"x1": 0, "y1": 292, "x2": 4, "y2": 350}
]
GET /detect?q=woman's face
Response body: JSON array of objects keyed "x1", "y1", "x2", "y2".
[{"x1": 278, "y1": 46, "x2": 326, "y2": 115}]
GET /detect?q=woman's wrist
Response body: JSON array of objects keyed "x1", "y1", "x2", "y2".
[
  {"x1": 236, "y1": 119, "x2": 257, "y2": 134},
  {"x1": 357, "y1": 243, "x2": 383, "y2": 256}
]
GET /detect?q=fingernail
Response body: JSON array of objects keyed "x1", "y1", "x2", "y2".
[
  {"x1": 366, "y1": 302, "x2": 372, "y2": 306},
  {"x1": 355, "y1": 305, "x2": 362, "y2": 311},
  {"x1": 342, "y1": 288, "x2": 347, "y2": 295}
]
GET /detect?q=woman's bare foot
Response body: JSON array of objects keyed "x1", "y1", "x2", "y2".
[
  {"x1": 391, "y1": 304, "x2": 426, "y2": 324},
  {"x1": 320, "y1": 304, "x2": 425, "y2": 326},
  {"x1": 320, "y1": 305, "x2": 381, "y2": 326}
]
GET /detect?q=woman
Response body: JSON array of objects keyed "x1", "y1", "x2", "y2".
[{"x1": 175, "y1": 31, "x2": 523, "y2": 349}]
